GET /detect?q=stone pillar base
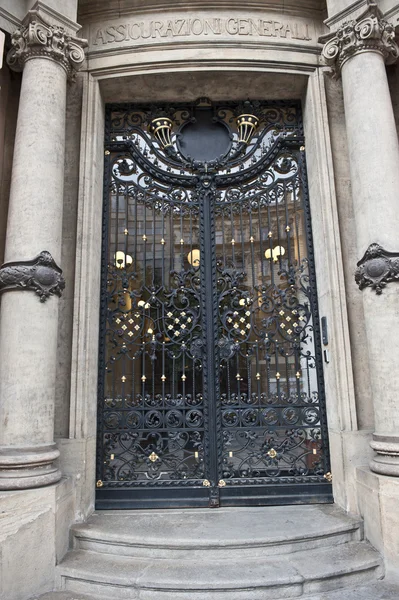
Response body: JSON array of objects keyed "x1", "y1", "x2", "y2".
[
  {"x1": 370, "y1": 434, "x2": 399, "y2": 477},
  {"x1": 356, "y1": 466, "x2": 399, "y2": 574},
  {"x1": 0, "y1": 444, "x2": 61, "y2": 489},
  {"x1": 0, "y1": 477, "x2": 75, "y2": 600}
]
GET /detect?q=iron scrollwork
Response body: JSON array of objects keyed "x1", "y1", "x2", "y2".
[
  {"x1": 355, "y1": 243, "x2": 399, "y2": 294},
  {"x1": 0, "y1": 250, "x2": 65, "y2": 302}
]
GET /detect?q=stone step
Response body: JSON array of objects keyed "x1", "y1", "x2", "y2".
[
  {"x1": 57, "y1": 541, "x2": 383, "y2": 600},
  {"x1": 305, "y1": 580, "x2": 399, "y2": 599},
  {"x1": 30, "y1": 594, "x2": 96, "y2": 600},
  {"x1": 31, "y1": 579, "x2": 399, "y2": 600},
  {"x1": 71, "y1": 505, "x2": 363, "y2": 560}
]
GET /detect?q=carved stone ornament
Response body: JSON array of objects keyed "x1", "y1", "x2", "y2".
[
  {"x1": 7, "y1": 10, "x2": 87, "y2": 79},
  {"x1": 0, "y1": 251, "x2": 65, "y2": 302},
  {"x1": 320, "y1": 2, "x2": 399, "y2": 76},
  {"x1": 355, "y1": 243, "x2": 399, "y2": 294}
]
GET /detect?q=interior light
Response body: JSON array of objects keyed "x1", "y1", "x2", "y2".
[
  {"x1": 187, "y1": 249, "x2": 200, "y2": 266},
  {"x1": 115, "y1": 251, "x2": 133, "y2": 269},
  {"x1": 265, "y1": 245, "x2": 286, "y2": 262}
]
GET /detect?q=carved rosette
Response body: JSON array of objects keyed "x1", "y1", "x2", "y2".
[
  {"x1": 0, "y1": 251, "x2": 65, "y2": 302},
  {"x1": 355, "y1": 243, "x2": 399, "y2": 294},
  {"x1": 321, "y1": 4, "x2": 399, "y2": 76},
  {"x1": 7, "y1": 10, "x2": 87, "y2": 79}
]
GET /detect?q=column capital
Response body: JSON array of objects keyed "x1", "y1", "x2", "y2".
[
  {"x1": 6, "y1": 9, "x2": 87, "y2": 79},
  {"x1": 320, "y1": 2, "x2": 399, "y2": 76}
]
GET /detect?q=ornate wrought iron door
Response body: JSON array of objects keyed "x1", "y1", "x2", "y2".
[{"x1": 96, "y1": 100, "x2": 332, "y2": 509}]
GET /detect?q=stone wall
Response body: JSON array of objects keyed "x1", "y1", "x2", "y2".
[
  {"x1": 388, "y1": 61, "x2": 399, "y2": 141},
  {"x1": 0, "y1": 61, "x2": 20, "y2": 265},
  {"x1": 323, "y1": 73, "x2": 374, "y2": 432},
  {"x1": 55, "y1": 73, "x2": 84, "y2": 438}
]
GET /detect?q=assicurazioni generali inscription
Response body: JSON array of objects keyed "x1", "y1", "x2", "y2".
[{"x1": 92, "y1": 17, "x2": 314, "y2": 46}]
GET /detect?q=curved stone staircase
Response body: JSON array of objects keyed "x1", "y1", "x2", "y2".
[{"x1": 47, "y1": 504, "x2": 391, "y2": 600}]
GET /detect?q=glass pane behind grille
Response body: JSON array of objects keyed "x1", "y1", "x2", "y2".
[
  {"x1": 102, "y1": 160, "x2": 205, "y2": 484},
  {"x1": 216, "y1": 161, "x2": 323, "y2": 482}
]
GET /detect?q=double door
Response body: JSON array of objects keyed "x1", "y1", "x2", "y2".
[{"x1": 96, "y1": 101, "x2": 332, "y2": 508}]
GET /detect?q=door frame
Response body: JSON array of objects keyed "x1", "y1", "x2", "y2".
[{"x1": 65, "y1": 66, "x2": 359, "y2": 519}]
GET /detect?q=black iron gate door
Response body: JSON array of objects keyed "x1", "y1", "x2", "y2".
[{"x1": 96, "y1": 100, "x2": 332, "y2": 509}]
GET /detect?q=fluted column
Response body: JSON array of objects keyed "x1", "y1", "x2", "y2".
[
  {"x1": 322, "y1": 3, "x2": 399, "y2": 476},
  {"x1": 0, "y1": 10, "x2": 86, "y2": 489}
]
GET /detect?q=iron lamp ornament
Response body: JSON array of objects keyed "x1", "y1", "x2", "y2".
[
  {"x1": 148, "y1": 117, "x2": 174, "y2": 149},
  {"x1": 236, "y1": 113, "x2": 260, "y2": 144}
]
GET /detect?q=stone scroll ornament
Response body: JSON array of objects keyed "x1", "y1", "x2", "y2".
[
  {"x1": 7, "y1": 9, "x2": 87, "y2": 80},
  {"x1": 0, "y1": 251, "x2": 65, "y2": 302},
  {"x1": 320, "y1": 2, "x2": 399, "y2": 76},
  {"x1": 355, "y1": 244, "x2": 399, "y2": 294}
]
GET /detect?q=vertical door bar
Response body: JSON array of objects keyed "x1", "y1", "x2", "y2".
[{"x1": 198, "y1": 176, "x2": 221, "y2": 507}]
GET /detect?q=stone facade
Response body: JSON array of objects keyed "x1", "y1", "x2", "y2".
[{"x1": 1, "y1": 0, "x2": 399, "y2": 598}]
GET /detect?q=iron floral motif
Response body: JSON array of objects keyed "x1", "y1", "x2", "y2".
[
  {"x1": 355, "y1": 243, "x2": 399, "y2": 294},
  {"x1": 320, "y1": 3, "x2": 399, "y2": 77},
  {"x1": 0, "y1": 250, "x2": 65, "y2": 302},
  {"x1": 7, "y1": 10, "x2": 87, "y2": 79}
]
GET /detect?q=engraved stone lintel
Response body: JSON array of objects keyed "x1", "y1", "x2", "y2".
[
  {"x1": 355, "y1": 243, "x2": 399, "y2": 294},
  {"x1": 0, "y1": 250, "x2": 65, "y2": 302},
  {"x1": 320, "y1": 2, "x2": 399, "y2": 77},
  {"x1": 7, "y1": 9, "x2": 87, "y2": 79}
]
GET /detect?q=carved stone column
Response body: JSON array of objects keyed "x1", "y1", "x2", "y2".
[
  {"x1": 322, "y1": 3, "x2": 399, "y2": 476},
  {"x1": 0, "y1": 10, "x2": 86, "y2": 489}
]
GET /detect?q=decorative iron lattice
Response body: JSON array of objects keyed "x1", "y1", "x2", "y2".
[{"x1": 96, "y1": 99, "x2": 331, "y2": 508}]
